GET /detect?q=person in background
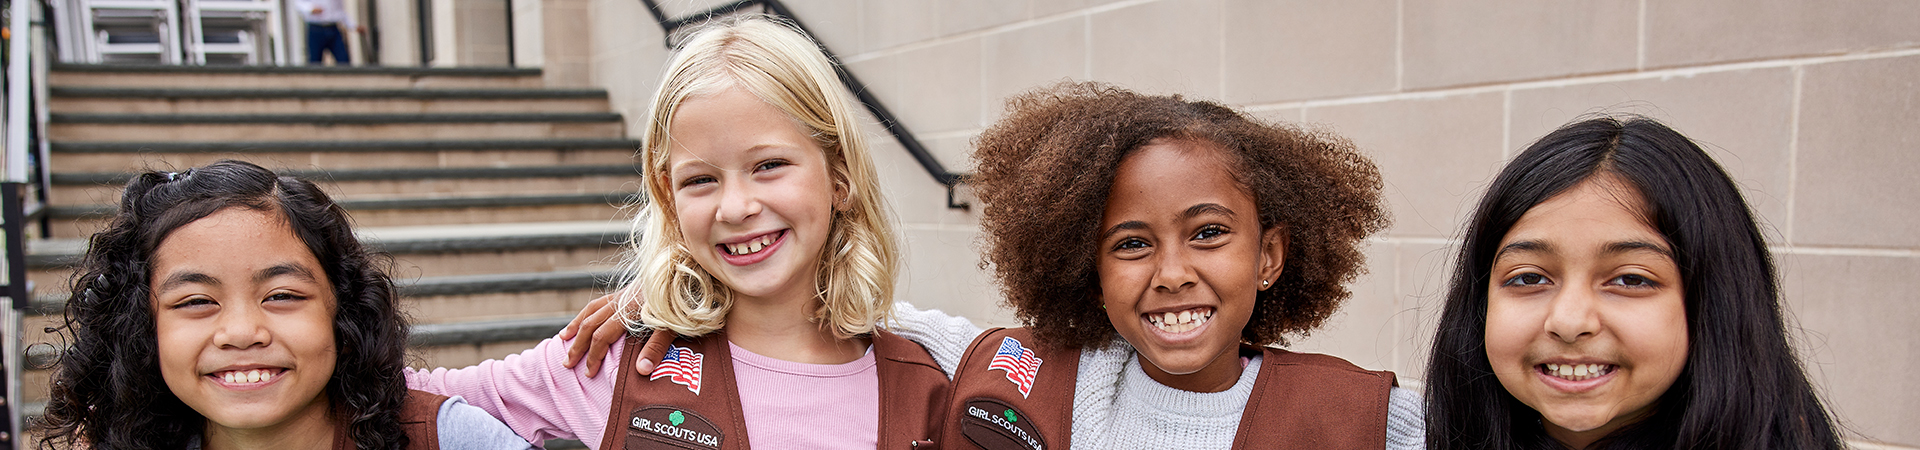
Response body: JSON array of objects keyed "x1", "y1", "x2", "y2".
[{"x1": 294, "y1": 0, "x2": 361, "y2": 65}]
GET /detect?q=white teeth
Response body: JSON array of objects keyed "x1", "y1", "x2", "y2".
[
  {"x1": 725, "y1": 233, "x2": 780, "y2": 256},
  {"x1": 1544, "y1": 363, "x2": 1611, "y2": 381},
  {"x1": 219, "y1": 369, "x2": 276, "y2": 384},
  {"x1": 1150, "y1": 308, "x2": 1215, "y2": 333}
]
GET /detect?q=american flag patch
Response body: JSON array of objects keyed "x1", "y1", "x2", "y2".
[
  {"x1": 650, "y1": 345, "x2": 704, "y2": 395},
  {"x1": 988, "y1": 336, "x2": 1043, "y2": 398}
]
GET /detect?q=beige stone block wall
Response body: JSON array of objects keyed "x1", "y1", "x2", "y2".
[{"x1": 561, "y1": 0, "x2": 1920, "y2": 446}]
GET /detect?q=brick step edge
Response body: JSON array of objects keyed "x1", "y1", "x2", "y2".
[
  {"x1": 51, "y1": 164, "x2": 639, "y2": 185},
  {"x1": 51, "y1": 138, "x2": 640, "y2": 153},
  {"x1": 28, "y1": 270, "x2": 616, "y2": 314}
]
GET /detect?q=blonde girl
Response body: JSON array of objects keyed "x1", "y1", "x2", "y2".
[{"x1": 406, "y1": 16, "x2": 948, "y2": 449}]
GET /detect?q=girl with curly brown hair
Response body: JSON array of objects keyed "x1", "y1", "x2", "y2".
[
  {"x1": 894, "y1": 82, "x2": 1422, "y2": 450},
  {"x1": 33, "y1": 160, "x2": 526, "y2": 450}
]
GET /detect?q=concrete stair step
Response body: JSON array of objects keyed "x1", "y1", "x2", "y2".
[
  {"x1": 27, "y1": 221, "x2": 631, "y2": 291},
  {"x1": 51, "y1": 64, "x2": 543, "y2": 89},
  {"x1": 51, "y1": 87, "x2": 613, "y2": 114},
  {"x1": 25, "y1": 267, "x2": 614, "y2": 340},
  {"x1": 49, "y1": 138, "x2": 639, "y2": 171},
  {"x1": 47, "y1": 164, "x2": 641, "y2": 205},
  {"x1": 41, "y1": 192, "x2": 633, "y2": 238},
  {"x1": 49, "y1": 112, "x2": 625, "y2": 142},
  {"x1": 24, "y1": 62, "x2": 639, "y2": 427}
]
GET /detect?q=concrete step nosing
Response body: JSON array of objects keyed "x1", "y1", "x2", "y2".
[
  {"x1": 50, "y1": 138, "x2": 641, "y2": 153},
  {"x1": 51, "y1": 112, "x2": 624, "y2": 124},
  {"x1": 28, "y1": 270, "x2": 617, "y2": 314},
  {"x1": 29, "y1": 232, "x2": 626, "y2": 269},
  {"x1": 52, "y1": 63, "x2": 542, "y2": 77},
  {"x1": 397, "y1": 270, "x2": 615, "y2": 297},
  {"x1": 50, "y1": 164, "x2": 641, "y2": 185},
  {"x1": 50, "y1": 87, "x2": 609, "y2": 99},
  {"x1": 44, "y1": 192, "x2": 634, "y2": 218}
]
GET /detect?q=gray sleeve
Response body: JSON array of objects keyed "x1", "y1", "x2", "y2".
[
  {"x1": 1385, "y1": 386, "x2": 1427, "y2": 450},
  {"x1": 436, "y1": 396, "x2": 537, "y2": 450},
  {"x1": 887, "y1": 302, "x2": 987, "y2": 376}
]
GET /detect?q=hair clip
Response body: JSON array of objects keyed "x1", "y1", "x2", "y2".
[{"x1": 164, "y1": 172, "x2": 180, "y2": 181}]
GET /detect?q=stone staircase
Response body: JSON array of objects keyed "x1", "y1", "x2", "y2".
[{"x1": 20, "y1": 64, "x2": 641, "y2": 423}]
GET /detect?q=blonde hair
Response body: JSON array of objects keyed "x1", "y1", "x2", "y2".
[{"x1": 617, "y1": 15, "x2": 899, "y2": 339}]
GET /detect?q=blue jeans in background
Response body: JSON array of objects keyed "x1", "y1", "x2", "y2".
[{"x1": 307, "y1": 23, "x2": 349, "y2": 64}]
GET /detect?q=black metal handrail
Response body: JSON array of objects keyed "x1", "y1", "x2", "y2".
[{"x1": 638, "y1": 0, "x2": 968, "y2": 210}]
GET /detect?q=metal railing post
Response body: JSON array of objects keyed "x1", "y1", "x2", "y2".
[{"x1": 637, "y1": 0, "x2": 970, "y2": 209}]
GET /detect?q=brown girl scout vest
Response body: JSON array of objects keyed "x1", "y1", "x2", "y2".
[
  {"x1": 943, "y1": 328, "x2": 1397, "y2": 450},
  {"x1": 597, "y1": 328, "x2": 951, "y2": 449},
  {"x1": 330, "y1": 390, "x2": 448, "y2": 450}
]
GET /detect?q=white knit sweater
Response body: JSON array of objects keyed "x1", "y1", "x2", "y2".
[{"x1": 891, "y1": 303, "x2": 1426, "y2": 450}]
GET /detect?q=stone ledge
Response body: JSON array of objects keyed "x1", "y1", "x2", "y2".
[
  {"x1": 49, "y1": 164, "x2": 640, "y2": 185},
  {"x1": 26, "y1": 269, "x2": 616, "y2": 314},
  {"x1": 44, "y1": 192, "x2": 636, "y2": 218},
  {"x1": 50, "y1": 138, "x2": 640, "y2": 153},
  {"x1": 50, "y1": 112, "x2": 624, "y2": 124},
  {"x1": 51, "y1": 63, "x2": 542, "y2": 77},
  {"x1": 50, "y1": 87, "x2": 608, "y2": 99}
]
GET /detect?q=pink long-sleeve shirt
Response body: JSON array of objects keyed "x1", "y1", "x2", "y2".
[
  {"x1": 405, "y1": 334, "x2": 884, "y2": 449},
  {"x1": 405, "y1": 336, "x2": 625, "y2": 448}
]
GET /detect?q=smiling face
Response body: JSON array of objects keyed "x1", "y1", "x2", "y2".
[
  {"x1": 1096, "y1": 138, "x2": 1286, "y2": 393},
  {"x1": 151, "y1": 207, "x2": 337, "y2": 436},
  {"x1": 666, "y1": 85, "x2": 842, "y2": 305},
  {"x1": 1484, "y1": 173, "x2": 1689, "y2": 449}
]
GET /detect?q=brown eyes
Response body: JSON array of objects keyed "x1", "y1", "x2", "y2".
[
  {"x1": 1503, "y1": 273, "x2": 1549, "y2": 287},
  {"x1": 1109, "y1": 225, "x2": 1231, "y2": 252},
  {"x1": 1499, "y1": 273, "x2": 1660, "y2": 289}
]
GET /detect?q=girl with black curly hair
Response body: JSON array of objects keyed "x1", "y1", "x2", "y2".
[
  {"x1": 1423, "y1": 117, "x2": 1844, "y2": 450},
  {"x1": 890, "y1": 82, "x2": 1422, "y2": 450},
  {"x1": 33, "y1": 160, "x2": 528, "y2": 450}
]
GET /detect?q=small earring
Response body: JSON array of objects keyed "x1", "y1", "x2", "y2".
[{"x1": 1260, "y1": 280, "x2": 1271, "y2": 288}]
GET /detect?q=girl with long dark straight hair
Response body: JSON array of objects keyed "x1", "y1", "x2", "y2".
[{"x1": 1424, "y1": 116, "x2": 1844, "y2": 450}]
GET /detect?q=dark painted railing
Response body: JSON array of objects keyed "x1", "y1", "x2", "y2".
[{"x1": 637, "y1": 0, "x2": 969, "y2": 210}]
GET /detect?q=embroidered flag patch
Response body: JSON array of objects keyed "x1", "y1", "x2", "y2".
[
  {"x1": 987, "y1": 336, "x2": 1043, "y2": 398},
  {"x1": 651, "y1": 345, "x2": 704, "y2": 395}
]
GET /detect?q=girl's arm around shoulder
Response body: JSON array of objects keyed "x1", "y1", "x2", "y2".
[
  {"x1": 887, "y1": 302, "x2": 988, "y2": 376},
  {"x1": 404, "y1": 335, "x2": 626, "y2": 445},
  {"x1": 1385, "y1": 386, "x2": 1425, "y2": 450},
  {"x1": 436, "y1": 396, "x2": 536, "y2": 450}
]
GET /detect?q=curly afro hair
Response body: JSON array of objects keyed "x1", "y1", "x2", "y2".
[{"x1": 969, "y1": 82, "x2": 1389, "y2": 350}]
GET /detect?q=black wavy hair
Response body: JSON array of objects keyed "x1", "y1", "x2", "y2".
[
  {"x1": 1423, "y1": 117, "x2": 1844, "y2": 450},
  {"x1": 33, "y1": 160, "x2": 413, "y2": 450}
]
